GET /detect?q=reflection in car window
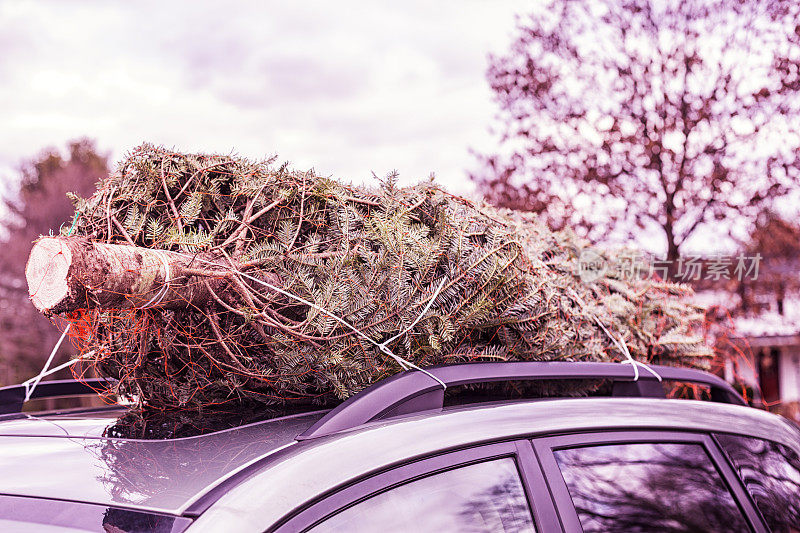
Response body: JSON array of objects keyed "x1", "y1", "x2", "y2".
[
  {"x1": 716, "y1": 433, "x2": 800, "y2": 532},
  {"x1": 308, "y1": 458, "x2": 534, "y2": 533},
  {"x1": 554, "y1": 442, "x2": 748, "y2": 532},
  {"x1": 0, "y1": 494, "x2": 186, "y2": 533}
]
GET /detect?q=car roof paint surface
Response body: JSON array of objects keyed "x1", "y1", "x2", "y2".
[
  {"x1": 189, "y1": 398, "x2": 800, "y2": 532},
  {"x1": 0, "y1": 410, "x2": 325, "y2": 514},
  {"x1": 0, "y1": 408, "x2": 127, "y2": 438},
  {"x1": 2, "y1": 396, "x2": 798, "y2": 526}
]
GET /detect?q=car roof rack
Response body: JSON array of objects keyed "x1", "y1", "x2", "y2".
[
  {"x1": 0, "y1": 378, "x2": 115, "y2": 415},
  {"x1": 297, "y1": 361, "x2": 745, "y2": 440}
]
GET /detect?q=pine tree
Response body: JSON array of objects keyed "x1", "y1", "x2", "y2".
[{"x1": 26, "y1": 145, "x2": 712, "y2": 430}]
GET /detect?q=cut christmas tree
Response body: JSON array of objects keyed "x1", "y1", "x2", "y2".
[{"x1": 25, "y1": 144, "x2": 712, "y2": 437}]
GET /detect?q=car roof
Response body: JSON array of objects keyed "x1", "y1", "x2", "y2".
[
  {"x1": 0, "y1": 408, "x2": 327, "y2": 515},
  {"x1": 188, "y1": 397, "x2": 800, "y2": 531},
  {"x1": 2, "y1": 363, "x2": 798, "y2": 521}
]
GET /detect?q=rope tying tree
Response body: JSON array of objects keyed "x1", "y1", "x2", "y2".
[{"x1": 25, "y1": 144, "x2": 712, "y2": 436}]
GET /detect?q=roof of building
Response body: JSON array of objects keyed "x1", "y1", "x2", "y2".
[
  {"x1": 694, "y1": 288, "x2": 800, "y2": 340},
  {"x1": 734, "y1": 311, "x2": 800, "y2": 339}
]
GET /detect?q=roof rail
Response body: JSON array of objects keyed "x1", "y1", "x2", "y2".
[
  {"x1": 0, "y1": 378, "x2": 115, "y2": 415},
  {"x1": 297, "y1": 361, "x2": 745, "y2": 440}
]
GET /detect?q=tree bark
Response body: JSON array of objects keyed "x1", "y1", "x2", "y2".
[{"x1": 25, "y1": 237, "x2": 271, "y2": 315}]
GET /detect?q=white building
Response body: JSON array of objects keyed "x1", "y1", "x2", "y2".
[{"x1": 697, "y1": 289, "x2": 800, "y2": 413}]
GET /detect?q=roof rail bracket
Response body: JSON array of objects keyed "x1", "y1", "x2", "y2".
[
  {"x1": 377, "y1": 389, "x2": 445, "y2": 420},
  {"x1": 297, "y1": 362, "x2": 746, "y2": 440},
  {"x1": 0, "y1": 378, "x2": 115, "y2": 416},
  {"x1": 612, "y1": 378, "x2": 666, "y2": 399}
]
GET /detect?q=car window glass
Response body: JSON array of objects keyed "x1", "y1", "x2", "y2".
[
  {"x1": 553, "y1": 442, "x2": 748, "y2": 532},
  {"x1": 307, "y1": 458, "x2": 534, "y2": 533},
  {"x1": 716, "y1": 433, "x2": 800, "y2": 532}
]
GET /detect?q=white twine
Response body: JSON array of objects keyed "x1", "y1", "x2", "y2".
[
  {"x1": 23, "y1": 323, "x2": 70, "y2": 402},
  {"x1": 377, "y1": 278, "x2": 448, "y2": 367},
  {"x1": 139, "y1": 250, "x2": 172, "y2": 309},
  {"x1": 22, "y1": 349, "x2": 98, "y2": 402},
  {"x1": 566, "y1": 288, "x2": 662, "y2": 382},
  {"x1": 175, "y1": 252, "x2": 449, "y2": 391}
]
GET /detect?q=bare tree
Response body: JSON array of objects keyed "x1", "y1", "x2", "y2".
[
  {"x1": 0, "y1": 139, "x2": 107, "y2": 385},
  {"x1": 472, "y1": 0, "x2": 800, "y2": 268}
]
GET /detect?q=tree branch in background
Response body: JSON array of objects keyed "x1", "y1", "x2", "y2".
[{"x1": 472, "y1": 0, "x2": 800, "y2": 270}]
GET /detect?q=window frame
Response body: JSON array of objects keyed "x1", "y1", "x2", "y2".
[
  {"x1": 713, "y1": 431, "x2": 800, "y2": 530},
  {"x1": 271, "y1": 439, "x2": 560, "y2": 533},
  {"x1": 531, "y1": 430, "x2": 768, "y2": 533}
]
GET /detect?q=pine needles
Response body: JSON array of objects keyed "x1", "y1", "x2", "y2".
[{"x1": 59, "y1": 144, "x2": 712, "y2": 423}]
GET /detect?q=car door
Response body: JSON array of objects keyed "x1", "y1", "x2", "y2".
[
  {"x1": 531, "y1": 430, "x2": 767, "y2": 533},
  {"x1": 271, "y1": 440, "x2": 560, "y2": 532}
]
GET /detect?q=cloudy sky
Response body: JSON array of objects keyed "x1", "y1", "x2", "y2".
[{"x1": 0, "y1": 0, "x2": 532, "y2": 193}]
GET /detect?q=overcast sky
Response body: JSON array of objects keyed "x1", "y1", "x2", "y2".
[{"x1": 0, "y1": 0, "x2": 532, "y2": 193}]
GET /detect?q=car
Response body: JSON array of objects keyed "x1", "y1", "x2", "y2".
[{"x1": 0, "y1": 361, "x2": 798, "y2": 532}]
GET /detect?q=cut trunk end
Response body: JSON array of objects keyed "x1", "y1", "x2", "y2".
[
  {"x1": 25, "y1": 237, "x2": 263, "y2": 314},
  {"x1": 26, "y1": 238, "x2": 73, "y2": 314}
]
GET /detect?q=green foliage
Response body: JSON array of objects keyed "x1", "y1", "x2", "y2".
[{"x1": 63, "y1": 144, "x2": 713, "y2": 417}]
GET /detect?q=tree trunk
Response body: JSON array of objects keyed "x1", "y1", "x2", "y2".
[
  {"x1": 666, "y1": 239, "x2": 680, "y2": 281},
  {"x1": 663, "y1": 212, "x2": 680, "y2": 280},
  {"x1": 25, "y1": 237, "x2": 270, "y2": 315}
]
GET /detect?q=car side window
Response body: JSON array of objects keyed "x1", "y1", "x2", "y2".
[
  {"x1": 553, "y1": 442, "x2": 749, "y2": 532},
  {"x1": 307, "y1": 458, "x2": 535, "y2": 533},
  {"x1": 715, "y1": 433, "x2": 800, "y2": 532}
]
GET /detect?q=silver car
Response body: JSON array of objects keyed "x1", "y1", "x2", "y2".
[{"x1": 0, "y1": 362, "x2": 798, "y2": 532}]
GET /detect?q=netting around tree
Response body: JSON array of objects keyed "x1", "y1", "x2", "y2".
[{"x1": 31, "y1": 144, "x2": 712, "y2": 434}]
